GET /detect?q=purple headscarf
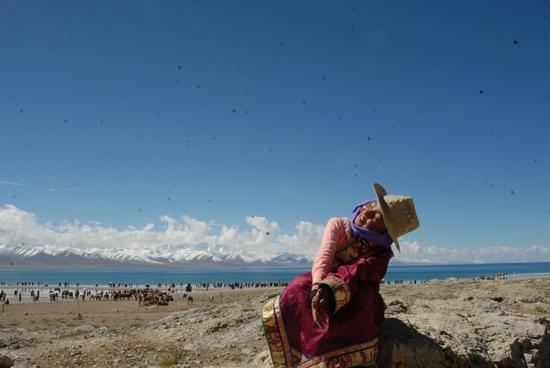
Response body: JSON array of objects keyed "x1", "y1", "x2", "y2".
[{"x1": 350, "y1": 200, "x2": 393, "y2": 246}]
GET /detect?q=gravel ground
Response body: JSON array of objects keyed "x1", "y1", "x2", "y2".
[{"x1": 1, "y1": 279, "x2": 549, "y2": 367}]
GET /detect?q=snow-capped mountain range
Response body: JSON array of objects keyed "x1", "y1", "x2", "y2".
[{"x1": 0, "y1": 244, "x2": 311, "y2": 268}]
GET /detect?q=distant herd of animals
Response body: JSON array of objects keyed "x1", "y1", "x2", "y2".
[
  {"x1": 1, "y1": 287, "x2": 198, "y2": 307},
  {"x1": 1, "y1": 281, "x2": 290, "y2": 307}
]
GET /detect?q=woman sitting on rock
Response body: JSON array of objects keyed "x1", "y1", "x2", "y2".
[{"x1": 262, "y1": 183, "x2": 420, "y2": 367}]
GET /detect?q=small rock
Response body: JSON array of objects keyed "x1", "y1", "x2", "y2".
[
  {"x1": 520, "y1": 296, "x2": 545, "y2": 303},
  {"x1": 0, "y1": 354, "x2": 14, "y2": 368},
  {"x1": 254, "y1": 350, "x2": 270, "y2": 364},
  {"x1": 207, "y1": 321, "x2": 229, "y2": 332},
  {"x1": 386, "y1": 300, "x2": 408, "y2": 314}
]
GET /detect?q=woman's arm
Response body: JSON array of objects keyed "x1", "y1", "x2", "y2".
[{"x1": 311, "y1": 217, "x2": 347, "y2": 287}]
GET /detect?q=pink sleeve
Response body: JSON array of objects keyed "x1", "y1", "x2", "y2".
[{"x1": 311, "y1": 217, "x2": 347, "y2": 286}]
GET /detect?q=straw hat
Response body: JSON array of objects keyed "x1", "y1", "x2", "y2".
[{"x1": 373, "y1": 183, "x2": 419, "y2": 252}]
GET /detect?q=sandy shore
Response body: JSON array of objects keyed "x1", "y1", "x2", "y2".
[
  {"x1": 1, "y1": 279, "x2": 549, "y2": 367},
  {"x1": 0, "y1": 287, "x2": 279, "y2": 331}
]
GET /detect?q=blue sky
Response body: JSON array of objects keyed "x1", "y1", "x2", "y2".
[{"x1": 1, "y1": 1, "x2": 549, "y2": 263}]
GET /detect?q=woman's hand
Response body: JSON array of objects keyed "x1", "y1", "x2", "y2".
[{"x1": 311, "y1": 287, "x2": 329, "y2": 328}]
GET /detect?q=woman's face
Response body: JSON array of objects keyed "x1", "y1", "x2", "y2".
[{"x1": 354, "y1": 201, "x2": 387, "y2": 232}]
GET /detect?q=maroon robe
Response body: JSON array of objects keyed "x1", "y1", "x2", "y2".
[{"x1": 262, "y1": 244, "x2": 392, "y2": 368}]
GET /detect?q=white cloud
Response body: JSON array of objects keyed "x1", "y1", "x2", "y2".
[
  {"x1": 0, "y1": 204, "x2": 548, "y2": 263},
  {"x1": 0, "y1": 180, "x2": 24, "y2": 186},
  {"x1": 0, "y1": 204, "x2": 319, "y2": 259},
  {"x1": 245, "y1": 216, "x2": 279, "y2": 234},
  {"x1": 278, "y1": 221, "x2": 326, "y2": 256},
  {"x1": 395, "y1": 240, "x2": 550, "y2": 264}
]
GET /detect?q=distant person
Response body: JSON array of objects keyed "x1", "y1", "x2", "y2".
[{"x1": 262, "y1": 183, "x2": 420, "y2": 367}]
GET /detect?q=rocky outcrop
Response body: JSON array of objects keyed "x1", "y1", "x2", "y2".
[{"x1": 378, "y1": 280, "x2": 550, "y2": 368}]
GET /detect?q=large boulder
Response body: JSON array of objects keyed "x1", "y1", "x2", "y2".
[{"x1": 378, "y1": 285, "x2": 550, "y2": 368}]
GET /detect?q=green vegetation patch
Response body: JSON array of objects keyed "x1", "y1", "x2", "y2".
[{"x1": 158, "y1": 349, "x2": 193, "y2": 367}]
